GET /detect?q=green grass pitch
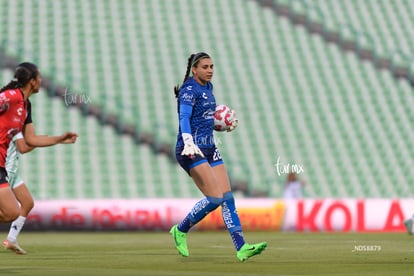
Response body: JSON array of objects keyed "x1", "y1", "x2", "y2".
[{"x1": 0, "y1": 231, "x2": 413, "y2": 275}]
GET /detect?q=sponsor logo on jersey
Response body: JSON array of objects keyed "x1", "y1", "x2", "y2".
[
  {"x1": 181, "y1": 92, "x2": 194, "y2": 104},
  {"x1": 17, "y1": 107, "x2": 23, "y2": 116},
  {"x1": 7, "y1": 128, "x2": 20, "y2": 139},
  {"x1": 12, "y1": 116, "x2": 22, "y2": 123},
  {"x1": 0, "y1": 93, "x2": 10, "y2": 113},
  {"x1": 202, "y1": 108, "x2": 215, "y2": 120}
]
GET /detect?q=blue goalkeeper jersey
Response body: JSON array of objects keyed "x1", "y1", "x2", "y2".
[{"x1": 176, "y1": 77, "x2": 216, "y2": 149}]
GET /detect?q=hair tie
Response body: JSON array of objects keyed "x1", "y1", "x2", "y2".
[{"x1": 12, "y1": 78, "x2": 18, "y2": 82}]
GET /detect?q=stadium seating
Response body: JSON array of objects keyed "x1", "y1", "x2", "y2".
[
  {"x1": 293, "y1": 0, "x2": 414, "y2": 65},
  {"x1": 0, "y1": 68, "x2": 200, "y2": 199},
  {"x1": 0, "y1": 0, "x2": 413, "y2": 198}
]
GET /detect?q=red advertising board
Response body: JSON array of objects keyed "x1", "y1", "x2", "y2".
[{"x1": 14, "y1": 198, "x2": 414, "y2": 232}]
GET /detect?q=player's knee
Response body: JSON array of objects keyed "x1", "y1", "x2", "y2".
[{"x1": 0, "y1": 209, "x2": 19, "y2": 222}]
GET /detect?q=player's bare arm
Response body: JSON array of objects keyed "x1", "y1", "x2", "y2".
[
  {"x1": 22, "y1": 123, "x2": 78, "y2": 147},
  {"x1": 14, "y1": 138, "x2": 35, "y2": 154}
]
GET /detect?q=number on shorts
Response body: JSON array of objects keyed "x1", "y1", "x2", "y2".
[{"x1": 213, "y1": 148, "x2": 222, "y2": 161}]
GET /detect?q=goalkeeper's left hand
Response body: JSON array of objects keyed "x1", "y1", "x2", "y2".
[
  {"x1": 227, "y1": 110, "x2": 238, "y2": 132},
  {"x1": 181, "y1": 133, "x2": 205, "y2": 158}
]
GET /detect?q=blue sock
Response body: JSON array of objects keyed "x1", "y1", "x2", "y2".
[
  {"x1": 178, "y1": 196, "x2": 222, "y2": 233},
  {"x1": 222, "y1": 191, "x2": 245, "y2": 251}
]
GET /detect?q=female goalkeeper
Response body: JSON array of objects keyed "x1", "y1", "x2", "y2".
[{"x1": 170, "y1": 52, "x2": 267, "y2": 262}]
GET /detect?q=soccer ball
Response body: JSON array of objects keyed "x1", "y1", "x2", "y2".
[{"x1": 214, "y1": 104, "x2": 234, "y2": 131}]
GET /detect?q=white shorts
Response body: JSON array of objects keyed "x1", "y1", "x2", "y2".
[{"x1": 7, "y1": 171, "x2": 25, "y2": 189}]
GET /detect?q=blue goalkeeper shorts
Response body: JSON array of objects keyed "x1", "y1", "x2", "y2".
[{"x1": 176, "y1": 145, "x2": 224, "y2": 175}]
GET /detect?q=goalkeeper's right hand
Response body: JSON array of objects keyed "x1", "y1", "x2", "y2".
[
  {"x1": 227, "y1": 109, "x2": 239, "y2": 132},
  {"x1": 181, "y1": 133, "x2": 204, "y2": 158}
]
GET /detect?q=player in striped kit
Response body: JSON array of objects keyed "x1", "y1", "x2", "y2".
[
  {"x1": 1, "y1": 62, "x2": 78, "y2": 254},
  {"x1": 170, "y1": 52, "x2": 267, "y2": 262},
  {"x1": 0, "y1": 62, "x2": 42, "y2": 226},
  {"x1": 3, "y1": 132, "x2": 34, "y2": 254}
]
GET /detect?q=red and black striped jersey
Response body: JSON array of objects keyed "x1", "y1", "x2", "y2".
[{"x1": 0, "y1": 89, "x2": 28, "y2": 167}]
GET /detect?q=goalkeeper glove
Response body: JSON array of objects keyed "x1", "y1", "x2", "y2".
[
  {"x1": 227, "y1": 110, "x2": 239, "y2": 132},
  {"x1": 181, "y1": 133, "x2": 205, "y2": 158}
]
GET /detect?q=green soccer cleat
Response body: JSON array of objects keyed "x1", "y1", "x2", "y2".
[
  {"x1": 237, "y1": 242, "x2": 267, "y2": 262},
  {"x1": 404, "y1": 219, "x2": 413, "y2": 235},
  {"x1": 170, "y1": 224, "x2": 189, "y2": 257}
]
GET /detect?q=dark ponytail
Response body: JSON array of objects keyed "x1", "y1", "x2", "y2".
[
  {"x1": 174, "y1": 52, "x2": 210, "y2": 98},
  {"x1": 0, "y1": 62, "x2": 38, "y2": 93}
]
